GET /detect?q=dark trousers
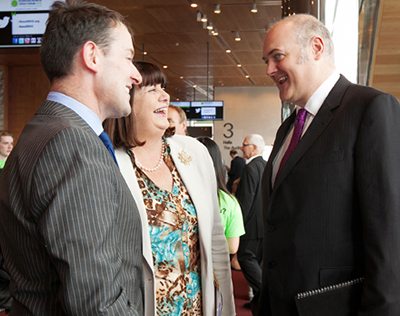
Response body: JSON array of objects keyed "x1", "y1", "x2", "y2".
[{"x1": 237, "y1": 238, "x2": 263, "y2": 293}]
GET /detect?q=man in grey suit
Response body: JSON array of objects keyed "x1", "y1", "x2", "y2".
[
  {"x1": 0, "y1": 1, "x2": 144, "y2": 315},
  {"x1": 259, "y1": 14, "x2": 400, "y2": 315}
]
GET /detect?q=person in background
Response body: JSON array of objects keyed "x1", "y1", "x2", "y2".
[
  {"x1": 0, "y1": 1, "x2": 145, "y2": 315},
  {"x1": 235, "y1": 134, "x2": 267, "y2": 313},
  {"x1": 168, "y1": 104, "x2": 187, "y2": 135},
  {"x1": 197, "y1": 137, "x2": 245, "y2": 255},
  {"x1": 259, "y1": 14, "x2": 400, "y2": 316},
  {"x1": 104, "y1": 61, "x2": 235, "y2": 316},
  {"x1": 0, "y1": 246, "x2": 11, "y2": 314},
  {"x1": 0, "y1": 131, "x2": 13, "y2": 177},
  {"x1": 0, "y1": 132, "x2": 14, "y2": 313},
  {"x1": 226, "y1": 149, "x2": 245, "y2": 193}
]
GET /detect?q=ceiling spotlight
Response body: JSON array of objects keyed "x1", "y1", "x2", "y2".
[
  {"x1": 237, "y1": 64, "x2": 242, "y2": 67},
  {"x1": 226, "y1": 49, "x2": 231, "y2": 53},
  {"x1": 235, "y1": 31, "x2": 241, "y2": 41},
  {"x1": 191, "y1": 2, "x2": 198, "y2": 8},
  {"x1": 207, "y1": 22, "x2": 213, "y2": 30},
  {"x1": 176, "y1": 98, "x2": 180, "y2": 101},
  {"x1": 201, "y1": 14, "x2": 207, "y2": 22},
  {"x1": 163, "y1": 65, "x2": 168, "y2": 69},
  {"x1": 214, "y1": 4, "x2": 221, "y2": 14},
  {"x1": 251, "y1": 3, "x2": 258, "y2": 13},
  {"x1": 212, "y1": 28, "x2": 219, "y2": 36},
  {"x1": 180, "y1": 76, "x2": 184, "y2": 79},
  {"x1": 245, "y1": 74, "x2": 250, "y2": 78},
  {"x1": 193, "y1": 85, "x2": 197, "y2": 88},
  {"x1": 143, "y1": 51, "x2": 148, "y2": 55}
]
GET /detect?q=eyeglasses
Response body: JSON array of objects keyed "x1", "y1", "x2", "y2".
[{"x1": 242, "y1": 143, "x2": 254, "y2": 147}]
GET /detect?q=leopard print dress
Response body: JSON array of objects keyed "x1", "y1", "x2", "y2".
[{"x1": 128, "y1": 142, "x2": 203, "y2": 316}]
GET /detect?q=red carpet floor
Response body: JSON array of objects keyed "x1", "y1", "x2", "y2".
[{"x1": 232, "y1": 269, "x2": 253, "y2": 316}]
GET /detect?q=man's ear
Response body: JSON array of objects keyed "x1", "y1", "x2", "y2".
[
  {"x1": 81, "y1": 41, "x2": 100, "y2": 73},
  {"x1": 311, "y1": 36, "x2": 325, "y2": 60}
]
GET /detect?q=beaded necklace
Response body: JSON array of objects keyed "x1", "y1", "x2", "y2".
[{"x1": 135, "y1": 142, "x2": 165, "y2": 172}]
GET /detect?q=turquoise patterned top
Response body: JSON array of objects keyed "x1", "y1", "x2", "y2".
[{"x1": 128, "y1": 143, "x2": 203, "y2": 315}]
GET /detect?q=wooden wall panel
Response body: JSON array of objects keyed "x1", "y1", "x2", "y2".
[
  {"x1": 8, "y1": 66, "x2": 49, "y2": 140},
  {"x1": 370, "y1": 0, "x2": 400, "y2": 100},
  {"x1": 0, "y1": 65, "x2": 8, "y2": 131}
]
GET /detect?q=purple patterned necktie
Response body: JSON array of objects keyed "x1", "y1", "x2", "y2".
[{"x1": 277, "y1": 108, "x2": 307, "y2": 176}]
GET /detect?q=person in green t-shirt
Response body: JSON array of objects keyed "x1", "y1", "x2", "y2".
[
  {"x1": 0, "y1": 131, "x2": 14, "y2": 177},
  {"x1": 197, "y1": 137, "x2": 245, "y2": 254}
]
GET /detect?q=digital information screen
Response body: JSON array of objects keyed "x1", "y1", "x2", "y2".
[
  {"x1": 191, "y1": 101, "x2": 224, "y2": 120},
  {"x1": 170, "y1": 101, "x2": 224, "y2": 121},
  {"x1": 0, "y1": 0, "x2": 59, "y2": 48}
]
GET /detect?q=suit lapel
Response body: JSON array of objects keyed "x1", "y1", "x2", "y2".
[
  {"x1": 167, "y1": 137, "x2": 209, "y2": 249},
  {"x1": 273, "y1": 76, "x2": 352, "y2": 190},
  {"x1": 115, "y1": 148, "x2": 153, "y2": 267},
  {"x1": 263, "y1": 111, "x2": 296, "y2": 196}
]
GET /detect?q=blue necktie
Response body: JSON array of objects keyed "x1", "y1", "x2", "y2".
[{"x1": 99, "y1": 131, "x2": 119, "y2": 168}]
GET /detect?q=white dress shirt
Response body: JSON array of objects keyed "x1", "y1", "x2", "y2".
[
  {"x1": 271, "y1": 71, "x2": 340, "y2": 185},
  {"x1": 47, "y1": 91, "x2": 103, "y2": 136}
]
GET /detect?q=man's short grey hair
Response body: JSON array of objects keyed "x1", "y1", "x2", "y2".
[
  {"x1": 247, "y1": 134, "x2": 265, "y2": 154},
  {"x1": 269, "y1": 14, "x2": 335, "y2": 66}
]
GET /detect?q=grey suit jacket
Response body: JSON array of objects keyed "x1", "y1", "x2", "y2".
[
  {"x1": 0, "y1": 101, "x2": 144, "y2": 316},
  {"x1": 258, "y1": 76, "x2": 400, "y2": 316}
]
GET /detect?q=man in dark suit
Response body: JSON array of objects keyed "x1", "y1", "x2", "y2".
[
  {"x1": 227, "y1": 149, "x2": 245, "y2": 193},
  {"x1": 0, "y1": 1, "x2": 145, "y2": 315},
  {"x1": 259, "y1": 14, "x2": 400, "y2": 316},
  {"x1": 236, "y1": 134, "x2": 266, "y2": 311}
]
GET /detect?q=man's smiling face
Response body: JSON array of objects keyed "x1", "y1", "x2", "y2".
[{"x1": 262, "y1": 21, "x2": 315, "y2": 107}]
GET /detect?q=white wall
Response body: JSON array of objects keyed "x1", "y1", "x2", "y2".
[
  {"x1": 213, "y1": 86, "x2": 281, "y2": 164},
  {"x1": 324, "y1": 0, "x2": 359, "y2": 83}
]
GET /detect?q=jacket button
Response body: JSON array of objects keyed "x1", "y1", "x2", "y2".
[
  {"x1": 267, "y1": 261, "x2": 276, "y2": 269},
  {"x1": 268, "y1": 225, "x2": 275, "y2": 232}
]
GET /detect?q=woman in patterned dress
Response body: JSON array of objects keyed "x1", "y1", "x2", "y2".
[{"x1": 104, "y1": 61, "x2": 235, "y2": 316}]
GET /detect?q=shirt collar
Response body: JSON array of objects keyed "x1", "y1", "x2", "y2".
[
  {"x1": 46, "y1": 91, "x2": 103, "y2": 136},
  {"x1": 246, "y1": 154, "x2": 262, "y2": 164},
  {"x1": 303, "y1": 71, "x2": 340, "y2": 116}
]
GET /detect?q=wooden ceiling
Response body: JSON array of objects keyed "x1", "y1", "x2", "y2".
[
  {"x1": 103, "y1": 0, "x2": 282, "y2": 101},
  {"x1": 2, "y1": 1, "x2": 397, "y2": 101},
  {"x1": 0, "y1": 0, "x2": 282, "y2": 101}
]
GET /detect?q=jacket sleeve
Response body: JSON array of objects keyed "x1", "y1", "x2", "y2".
[
  {"x1": 355, "y1": 93, "x2": 400, "y2": 315},
  {"x1": 31, "y1": 129, "x2": 142, "y2": 315},
  {"x1": 194, "y1": 142, "x2": 236, "y2": 316}
]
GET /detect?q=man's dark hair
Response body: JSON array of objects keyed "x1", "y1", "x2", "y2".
[{"x1": 40, "y1": 0, "x2": 131, "y2": 83}]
